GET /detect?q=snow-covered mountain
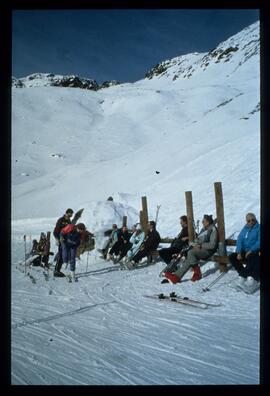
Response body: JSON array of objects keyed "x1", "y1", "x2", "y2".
[
  {"x1": 12, "y1": 20, "x2": 260, "y2": 236},
  {"x1": 145, "y1": 21, "x2": 259, "y2": 82},
  {"x1": 11, "y1": 21, "x2": 260, "y2": 385},
  {"x1": 12, "y1": 73, "x2": 120, "y2": 90}
]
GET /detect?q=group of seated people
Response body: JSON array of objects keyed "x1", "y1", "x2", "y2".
[
  {"x1": 101, "y1": 212, "x2": 260, "y2": 289},
  {"x1": 50, "y1": 207, "x2": 260, "y2": 289},
  {"x1": 100, "y1": 220, "x2": 161, "y2": 269}
]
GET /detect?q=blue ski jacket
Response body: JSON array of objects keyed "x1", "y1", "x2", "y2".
[{"x1": 236, "y1": 221, "x2": 260, "y2": 253}]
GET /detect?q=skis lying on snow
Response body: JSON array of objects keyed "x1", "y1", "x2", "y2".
[
  {"x1": 144, "y1": 293, "x2": 221, "y2": 309},
  {"x1": 16, "y1": 264, "x2": 37, "y2": 284},
  {"x1": 16, "y1": 259, "x2": 52, "y2": 284},
  {"x1": 24, "y1": 272, "x2": 36, "y2": 284},
  {"x1": 27, "y1": 273, "x2": 36, "y2": 284}
]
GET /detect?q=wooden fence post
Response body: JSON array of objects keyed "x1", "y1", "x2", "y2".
[
  {"x1": 214, "y1": 182, "x2": 227, "y2": 271},
  {"x1": 141, "y1": 196, "x2": 149, "y2": 234},
  {"x1": 139, "y1": 210, "x2": 144, "y2": 225},
  {"x1": 185, "y1": 191, "x2": 195, "y2": 242},
  {"x1": 122, "y1": 216, "x2": 127, "y2": 227},
  {"x1": 214, "y1": 182, "x2": 225, "y2": 245}
]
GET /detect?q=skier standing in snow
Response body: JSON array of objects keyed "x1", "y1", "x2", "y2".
[
  {"x1": 229, "y1": 213, "x2": 260, "y2": 292},
  {"x1": 60, "y1": 223, "x2": 86, "y2": 281},
  {"x1": 158, "y1": 215, "x2": 189, "y2": 264},
  {"x1": 128, "y1": 220, "x2": 161, "y2": 268},
  {"x1": 163, "y1": 214, "x2": 218, "y2": 284},
  {"x1": 53, "y1": 208, "x2": 74, "y2": 277}
]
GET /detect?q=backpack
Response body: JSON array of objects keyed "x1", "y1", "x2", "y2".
[{"x1": 61, "y1": 223, "x2": 75, "y2": 235}]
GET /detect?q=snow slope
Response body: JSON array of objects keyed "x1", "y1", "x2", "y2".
[
  {"x1": 12, "y1": 244, "x2": 259, "y2": 385},
  {"x1": 11, "y1": 21, "x2": 260, "y2": 385}
]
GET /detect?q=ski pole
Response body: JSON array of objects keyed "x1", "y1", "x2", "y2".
[
  {"x1": 202, "y1": 270, "x2": 227, "y2": 292},
  {"x1": 27, "y1": 234, "x2": 32, "y2": 257},
  {"x1": 155, "y1": 205, "x2": 161, "y2": 225},
  {"x1": 196, "y1": 220, "x2": 200, "y2": 235},
  {"x1": 23, "y1": 235, "x2": 27, "y2": 275},
  {"x1": 86, "y1": 250, "x2": 89, "y2": 273}
]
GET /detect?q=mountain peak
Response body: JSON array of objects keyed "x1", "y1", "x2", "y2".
[
  {"x1": 145, "y1": 20, "x2": 259, "y2": 82},
  {"x1": 12, "y1": 73, "x2": 120, "y2": 90}
]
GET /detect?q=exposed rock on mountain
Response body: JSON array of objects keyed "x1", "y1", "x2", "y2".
[
  {"x1": 12, "y1": 73, "x2": 120, "y2": 91},
  {"x1": 145, "y1": 21, "x2": 259, "y2": 81}
]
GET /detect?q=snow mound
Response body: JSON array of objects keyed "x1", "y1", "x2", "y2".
[{"x1": 78, "y1": 200, "x2": 139, "y2": 248}]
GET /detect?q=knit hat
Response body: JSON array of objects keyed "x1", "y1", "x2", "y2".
[
  {"x1": 203, "y1": 214, "x2": 214, "y2": 224},
  {"x1": 77, "y1": 223, "x2": 86, "y2": 231}
]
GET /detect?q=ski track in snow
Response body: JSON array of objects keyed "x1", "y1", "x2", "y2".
[{"x1": 12, "y1": 237, "x2": 260, "y2": 385}]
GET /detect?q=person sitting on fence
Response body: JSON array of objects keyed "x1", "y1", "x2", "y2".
[
  {"x1": 164, "y1": 214, "x2": 218, "y2": 283},
  {"x1": 128, "y1": 221, "x2": 161, "y2": 267},
  {"x1": 60, "y1": 223, "x2": 86, "y2": 281},
  {"x1": 76, "y1": 229, "x2": 95, "y2": 259},
  {"x1": 108, "y1": 225, "x2": 132, "y2": 262},
  {"x1": 159, "y1": 215, "x2": 189, "y2": 265},
  {"x1": 228, "y1": 213, "x2": 260, "y2": 292},
  {"x1": 124, "y1": 223, "x2": 145, "y2": 262}
]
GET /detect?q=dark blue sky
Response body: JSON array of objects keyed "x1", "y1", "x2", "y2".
[{"x1": 12, "y1": 9, "x2": 259, "y2": 83}]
